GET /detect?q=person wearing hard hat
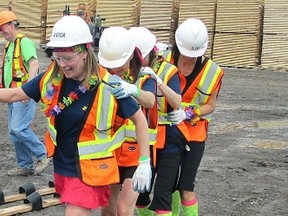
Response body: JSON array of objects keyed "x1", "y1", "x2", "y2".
[
  {"x1": 98, "y1": 26, "x2": 155, "y2": 216},
  {"x1": 128, "y1": 27, "x2": 183, "y2": 216},
  {"x1": 0, "y1": 15, "x2": 151, "y2": 216},
  {"x1": 149, "y1": 18, "x2": 224, "y2": 216},
  {"x1": 0, "y1": 11, "x2": 51, "y2": 176}
]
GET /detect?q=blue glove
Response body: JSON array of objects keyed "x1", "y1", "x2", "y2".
[
  {"x1": 140, "y1": 67, "x2": 163, "y2": 86},
  {"x1": 132, "y1": 158, "x2": 152, "y2": 193},
  {"x1": 108, "y1": 75, "x2": 139, "y2": 99}
]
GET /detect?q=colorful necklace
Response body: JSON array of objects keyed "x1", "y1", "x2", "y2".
[{"x1": 42, "y1": 73, "x2": 98, "y2": 117}]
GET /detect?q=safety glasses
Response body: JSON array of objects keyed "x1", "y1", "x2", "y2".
[{"x1": 52, "y1": 52, "x2": 80, "y2": 64}]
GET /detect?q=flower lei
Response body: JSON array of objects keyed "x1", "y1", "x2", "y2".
[{"x1": 42, "y1": 74, "x2": 98, "y2": 117}]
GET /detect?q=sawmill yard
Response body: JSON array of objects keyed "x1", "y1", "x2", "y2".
[{"x1": 0, "y1": 48, "x2": 287, "y2": 215}]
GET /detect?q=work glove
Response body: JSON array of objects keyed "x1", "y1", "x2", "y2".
[
  {"x1": 140, "y1": 67, "x2": 163, "y2": 86},
  {"x1": 166, "y1": 109, "x2": 188, "y2": 125},
  {"x1": 132, "y1": 158, "x2": 152, "y2": 193},
  {"x1": 108, "y1": 75, "x2": 139, "y2": 99}
]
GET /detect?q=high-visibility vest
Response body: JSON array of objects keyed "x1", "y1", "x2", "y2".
[
  {"x1": 177, "y1": 59, "x2": 224, "y2": 142},
  {"x1": 154, "y1": 60, "x2": 180, "y2": 149},
  {"x1": 2, "y1": 33, "x2": 29, "y2": 88},
  {"x1": 40, "y1": 62, "x2": 127, "y2": 186},
  {"x1": 124, "y1": 69, "x2": 158, "y2": 145}
]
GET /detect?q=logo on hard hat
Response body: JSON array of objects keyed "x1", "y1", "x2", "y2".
[
  {"x1": 53, "y1": 32, "x2": 65, "y2": 38},
  {"x1": 191, "y1": 46, "x2": 201, "y2": 51}
]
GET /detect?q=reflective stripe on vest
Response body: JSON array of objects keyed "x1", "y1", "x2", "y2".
[
  {"x1": 78, "y1": 72, "x2": 126, "y2": 159},
  {"x1": 40, "y1": 62, "x2": 59, "y2": 147},
  {"x1": 158, "y1": 49, "x2": 172, "y2": 62},
  {"x1": 156, "y1": 61, "x2": 178, "y2": 125},
  {"x1": 181, "y1": 59, "x2": 222, "y2": 121},
  {"x1": 2, "y1": 33, "x2": 29, "y2": 88},
  {"x1": 124, "y1": 71, "x2": 158, "y2": 145}
]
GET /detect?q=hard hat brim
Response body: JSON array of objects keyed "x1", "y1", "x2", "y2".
[
  {"x1": 98, "y1": 50, "x2": 133, "y2": 69},
  {"x1": 177, "y1": 41, "x2": 208, "y2": 58},
  {"x1": 47, "y1": 39, "x2": 92, "y2": 48}
]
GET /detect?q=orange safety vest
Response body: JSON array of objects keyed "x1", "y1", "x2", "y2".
[
  {"x1": 116, "y1": 69, "x2": 158, "y2": 167},
  {"x1": 2, "y1": 33, "x2": 29, "y2": 88},
  {"x1": 40, "y1": 63, "x2": 127, "y2": 186},
  {"x1": 176, "y1": 58, "x2": 224, "y2": 142}
]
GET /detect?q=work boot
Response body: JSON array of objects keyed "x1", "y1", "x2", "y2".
[
  {"x1": 34, "y1": 157, "x2": 52, "y2": 175},
  {"x1": 8, "y1": 167, "x2": 34, "y2": 176}
]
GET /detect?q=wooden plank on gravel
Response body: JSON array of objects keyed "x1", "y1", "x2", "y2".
[
  {"x1": 0, "y1": 198, "x2": 60, "y2": 216},
  {"x1": 1, "y1": 187, "x2": 56, "y2": 205}
]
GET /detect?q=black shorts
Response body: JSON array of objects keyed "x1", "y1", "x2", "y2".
[
  {"x1": 149, "y1": 153, "x2": 182, "y2": 211},
  {"x1": 177, "y1": 141, "x2": 205, "y2": 191},
  {"x1": 118, "y1": 166, "x2": 137, "y2": 184}
]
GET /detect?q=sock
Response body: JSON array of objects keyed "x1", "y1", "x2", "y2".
[
  {"x1": 182, "y1": 197, "x2": 198, "y2": 216},
  {"x1": 171, "y1": 191, "x2": 181, "y2": 216},
  {"x1": 156, "y1": 210, "x2": 172, "y2": 216},
  {"x1": 137, "y1": 206, "x2": 154, "y2": 216}
]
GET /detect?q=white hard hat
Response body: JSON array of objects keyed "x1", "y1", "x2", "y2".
[
  {"x1": 175, "y1": 18, "x2": 208, "y2": 58},
  {"x1": 98, "y1": 26, "x2": 135, "y2": 68},
  {"x1": 129, "y1": 27, "x2": 156, "y2": 58},
  {"x1": 47, "y1": 15, "x2": 93, "y2": 48},
  {"x1": 156, "y1": 42, "x2": 171, "y2": 52}
]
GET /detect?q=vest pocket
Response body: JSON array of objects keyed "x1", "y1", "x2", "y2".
[{"x1": 79, "y1": 156, "x2": 119, "y2": 186}]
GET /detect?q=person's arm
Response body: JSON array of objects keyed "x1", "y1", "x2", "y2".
[
  {"x1": 198, "y1": 89, "x2": 218, "y2": 117},
  {"x1": 135, "y1": 79, "x2": 155, "y2": 109},
  {"x1": 0, "y1": 87, "x2": 30, "y2": 103},
  {"x1": 129, "y1": 108, "x2": 151, "y2": 193},
  {"x1": 128, "y1": 108, "x2": 150, "y2": 157},
  {"x1": 158, "y1": 82, "x2": 181, "y2": 110},
  {"x1": 27, "y1": 58, "x2": 39, "y2": 81}
]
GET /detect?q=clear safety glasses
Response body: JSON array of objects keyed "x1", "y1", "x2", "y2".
[{"x1": 52, "y1": 52, "x2": 80, "y2": 64}]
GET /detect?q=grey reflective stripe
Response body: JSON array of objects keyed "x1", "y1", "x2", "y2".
[
  {"x1": 78, "y1": 125, "x2": 126, "y2": 158},
  {"x1": 196, "y1": 61, "x2": 219, "y2": 105},
  {"x1": 125, "y1": 128, "x2": 157, "y2": 144},
  {"x1": 46, "y1": 118, "x2": 57, "y2": 145},
  {"x1": 97, "y1": 78, "x2": 114, "y2": 139}
]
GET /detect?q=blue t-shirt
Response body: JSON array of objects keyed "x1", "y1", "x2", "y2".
[{"x1": 22, "y1": 72, "x2": 139, "y2": 176}]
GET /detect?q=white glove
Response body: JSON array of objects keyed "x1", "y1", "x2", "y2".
[
  {"x1": 108, "y1": 75, "x2": 139, "y2": 99},
  {"x1": 132, "y1": 158, "x2": 152, "y2": 193},
  {"x1": 166, "y1": 109, "x2": 187, "y2": 125},
  {"x1": 140, "y1": 67, "x2": 163, "y2": 86}
]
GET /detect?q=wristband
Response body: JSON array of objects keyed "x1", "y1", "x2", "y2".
[
  {"x1": 139, "y1": 155, "x2": 149, "y2": 162},
  {"x1": 134, "y1": 87, "x2": 140, "y2": 98},
  {"x1": 193, "y1": 108, "x2": 201, "y2": 116}
]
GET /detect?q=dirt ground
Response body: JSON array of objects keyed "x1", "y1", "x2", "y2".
[{"x1": 0, "y1": 48, "x2": 287, "y2": 216}]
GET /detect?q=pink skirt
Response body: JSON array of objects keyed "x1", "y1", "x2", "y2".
[{"x1": 54, "y1": 173, "x2": 110, "y2": 209}]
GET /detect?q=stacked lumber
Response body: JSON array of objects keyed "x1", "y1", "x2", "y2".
[
  {"x1": 9, "y1": 1, "x2": 42, "y2": 41},
  {"x1": 212, "y1": 0, "x2": 263, "y2": 68},
  {"x1": 261, "y1": 0, "x2": 288, "y2": 71},
  {"x1": 140, "y1": 0, "x2": 174, "y2": 44},
  {"x1": 96, "y1": 0, "x2": 138, "y2": 28}
]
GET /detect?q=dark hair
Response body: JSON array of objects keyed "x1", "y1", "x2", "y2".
[
  {"x1": 171, "y1": 41, "x2": 180, "y2": 67},
  {"x1": 130, "y1": 47, "x2": 143, "y2": 82}
]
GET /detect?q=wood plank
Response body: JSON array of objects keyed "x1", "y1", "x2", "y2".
[
  {"x1": 2, "y1": 188, "x2": 56, "y2": 205},
  {"x1": 0, "y1": 198, "x2": 60, "y2": 216}
]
